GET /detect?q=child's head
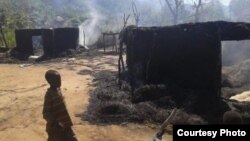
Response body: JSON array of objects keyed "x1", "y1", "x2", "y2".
[
  {"x1": 223, "y1": 110, "x2": 242, "y2": 124},
  {"x1": 45, "y1": 70, "x2": 61, "y2": 88}
]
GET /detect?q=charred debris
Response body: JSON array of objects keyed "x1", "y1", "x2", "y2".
[{"x1": 84, "y1": 21, "x2": 250, "y2": 125}]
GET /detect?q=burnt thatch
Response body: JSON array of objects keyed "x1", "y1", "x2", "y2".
[{"x1": 82, "y1": 70, "x2": 250, "y2": 125}]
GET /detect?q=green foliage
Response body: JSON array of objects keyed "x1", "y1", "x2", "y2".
[
  {"x1": 4, "y1": 30, "x2": 15, "y2": 47},
  {"x1": 0, "y1": 0, "x2": 232, "y2": 47},
  {"x1": 0, "y1": 0, "x2": 89, "y2": 47}
]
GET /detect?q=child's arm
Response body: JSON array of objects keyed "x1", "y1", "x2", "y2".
[
  {"x1": 43, "y1": 93, "x2": 55, "y2": 124},
  {"x1": 54, "y1": 99, "x2": 73, "y2": 129}
]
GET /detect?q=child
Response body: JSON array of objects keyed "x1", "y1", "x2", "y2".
[
  {"x1": 223, "y1": 110, "x2": 242, "y2": 124},
  {"x1": 43, "y1": 70, "x2": 78, "y2": 141}
]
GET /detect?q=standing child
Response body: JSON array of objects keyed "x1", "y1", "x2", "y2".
[
  {"x1": 223, "y1": 110, "x2": 242, "y2": 124},
  {"x1": 43, "y1": 70, "x2": 78, "y2": 141}
]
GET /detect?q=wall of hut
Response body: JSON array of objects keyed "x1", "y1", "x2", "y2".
[
  {"x1": 122, "y1": 21, "x2": 250, "y2": 98},
  {"x1": 15, "y1": 28, "x2": 79, "y2": 59}
]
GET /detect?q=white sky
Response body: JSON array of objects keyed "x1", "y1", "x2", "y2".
[
  {"x1": 184, "y1": 0, "x2": 231, "y2": 6},
  {"x1": 220, "y1": 0, "x2": 232, "y2": 5}
]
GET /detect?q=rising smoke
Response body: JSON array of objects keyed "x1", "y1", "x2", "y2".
[
  {"x1": 222, "y1": 0, "x2": 250, "y2": 66},
  {"x1": 77, "y1": 0, "x2": 250, "y2": 67},
  {"x1": 79, "y1": 0, "x2": 104, "y2": 46}
]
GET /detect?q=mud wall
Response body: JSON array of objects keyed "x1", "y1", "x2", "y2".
[
  {"x1": 123, "y1": 21, "x2": 250, "y2": 98},
  {"x1": 15, "y1": 28, "x2": 79, "y2": 58},
  {"x1": 54, "y1": 28, "x2": 79, "y2": 53},
  {"x1": 15, "y1": 29, "x2": 48, "y2": 56},
  {"x1": 42, "y1": 29, "x2": 54, "y2": 57}
]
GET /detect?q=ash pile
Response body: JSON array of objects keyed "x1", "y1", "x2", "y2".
[
  {"x1": 222, "y1": 60, "x2": 250, "y2": 99},
  {"x1": 83, "y1": 70, "x2": 250, "y2": 125},
  {"x1": 83, "y1": 71, "x2": 209, "y2": 125},
  {"x1": 83, "y1": 21, "x2": 250, "y2": 125}
]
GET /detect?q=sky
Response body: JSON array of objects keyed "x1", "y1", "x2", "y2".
[
  {"x1": 219, "y1": 0, "x2": 231, "y2": 5},
  {"x1": 184, "y1": 0, "x2": 231, "y2": 6}
]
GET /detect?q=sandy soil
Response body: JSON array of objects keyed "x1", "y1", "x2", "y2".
[{"x1": 0, "y1": 54, "x2": 172, "y2": 141}]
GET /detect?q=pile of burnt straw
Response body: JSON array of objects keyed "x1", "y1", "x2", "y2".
[
  {"x1": 222, "y1": 59, "x2": 250, "y2": 98},
  {"x1": 82, "y1": 70, "x2": 250, "y2": 125}
]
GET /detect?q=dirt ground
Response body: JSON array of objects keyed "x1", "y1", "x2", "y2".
[{"x1": 0, "y1": 53, "x2": 172, "y2": 141}]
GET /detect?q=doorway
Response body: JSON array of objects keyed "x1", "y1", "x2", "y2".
[{"x1": 32, "y1": 36, "x2": 44, "y2": 57}]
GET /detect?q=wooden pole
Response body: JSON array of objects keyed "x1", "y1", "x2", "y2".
[
  {"x1": 114, "y1": 35, "x2": 117, "y2": 53},
  {"x1": 153, "y1": 108, "x2": 178, "y2": 141},
  {"x1": 103, "y1": 34, "x2": 105, "y2": 52},
  {"x1": 113, "y1": 34, "x2": 116, "y2": 52}
]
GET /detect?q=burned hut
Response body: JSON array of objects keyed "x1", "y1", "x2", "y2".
[
  {"x1": 120, "y1": 21, "x2": 250, "y2": 99},
  {"x1": 102, "y1": 32, "x2": 119, "y2": 52},
  {"x1": 14, "y1": 28, "x2": 79, "y2": 59}
]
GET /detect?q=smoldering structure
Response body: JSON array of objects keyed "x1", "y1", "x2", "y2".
[
  {"x1": 121, "y1": 21, "x2": 250, "y2": 96},
  {"x1": 84, "y1": 21, "x2": 250, "y2": 125},
  {"x1": 12, "y1": 28, "x2": 79, "y2": 60},
  {"x1": 102, "y1": 32, "x2": 119, "y2": 52}
]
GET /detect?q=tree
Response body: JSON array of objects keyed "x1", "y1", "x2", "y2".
[
  {"x1": 192, "y1": 0, "x2": 212, "y2": 22},
  {"x1": 131, "y1": 0, "x2": 140, "y2": 26},
  {"x1": 193, "y1": 0, "x2": 202, "y2": 22},
  {"x1": 203, "y1": 0, "x2": 225, "y2": 21},
  {"x1": 0, "y1": 0, "x2": 90, "y2": 47},
  {"x1": 164, "y1": 0, "x2": 183, "y2": 24}
]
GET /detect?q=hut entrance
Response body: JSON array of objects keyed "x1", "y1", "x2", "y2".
[
  {"x1": 15, "y1": 28, "x2": 79, "y2": 60},
  {"x1": 32, "y1": 36, "x2": 44, "y2": 57},
  {"x1": 102, "y1": 32, "x2": 119, "y2": 53},
  {"x1": 222, "y1": 40, "x2": 250, "y2": 66}
]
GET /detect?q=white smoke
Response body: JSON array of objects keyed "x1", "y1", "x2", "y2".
[{"x1": 79, "y1": 1, "x2": 103, "y2": 46}]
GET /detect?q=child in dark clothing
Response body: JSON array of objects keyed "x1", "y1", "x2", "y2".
[
  {"x1": 223, "y1": 110, "x2": 242, "y2": 124},
  {"x1": 43, "y1": 70, "x2": 78, "y2": 141}
]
